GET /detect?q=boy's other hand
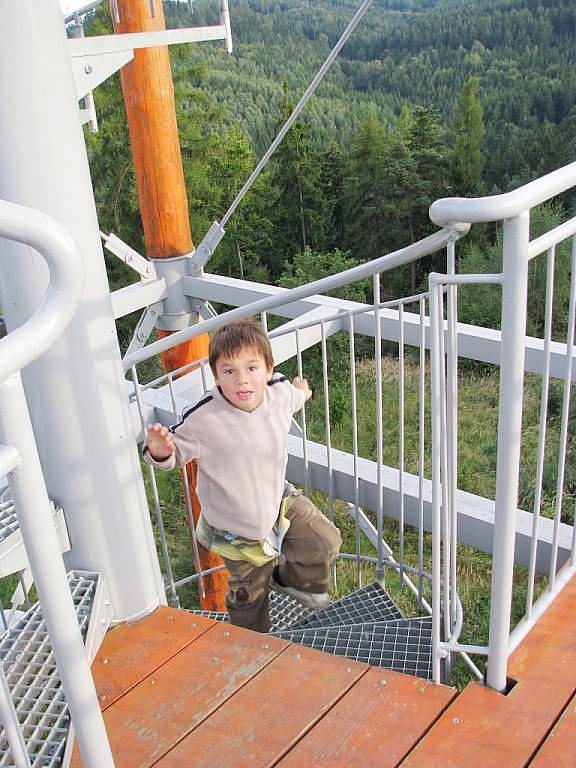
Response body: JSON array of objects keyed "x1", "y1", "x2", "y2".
[
  {"x1": 292, "y1": 376, "x2": 313, "y2": 402},
  {"x1": 146, "y1": 423, "x2": 176, "y2": 461}
]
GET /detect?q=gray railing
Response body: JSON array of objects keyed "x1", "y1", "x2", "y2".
[
  {"x1": 0, "y1": 201, "x2": 115, "y2": 767},
  {"x1": 129, "y1": 162, "x2": 576, "y2": 692}
]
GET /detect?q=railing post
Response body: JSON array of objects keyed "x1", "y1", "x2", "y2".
[
  {"x1": 486, "y1": 212, "x2": 530, "y2": 692},
  {"x1": 0, "y1": 373, "x2": 115, "y2": 767}
]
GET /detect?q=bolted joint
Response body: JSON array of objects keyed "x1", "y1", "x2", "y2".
[{"x1": 189, "y1": 221, "x2": 226, "y2": 274}]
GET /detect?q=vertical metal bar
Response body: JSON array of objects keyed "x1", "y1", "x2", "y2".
[
  {"x1": 373, "y1": 274, "x2": 385, "y2": 583},
  {"x1": 0, "y1": 596, "x2": 7, "y2": 632},
  {"x1": 430, "y1": 280, "x2": 443, "y2": 684},
  {"x1": 20, "y1": 571, "x2": 31, "y2": 609},
  {"x1": 551, "y1": 237, "x2": 576, "y2": 576},
  {"x1": 438, "y1": 285, "x2": 451, "y2": 647},
  {"x1": 349, "y1": 315, "x2": 362, "y2": 588},
  {"x1": 486, "y1": 212, "x2": 530, "y2": 693},
  {"x1": 321, "y1": 322, "x2": 337, "y2": 588},
  {"x1": 418, "y1": 296, "x2": 426, "y2": 610},
  {"x1": 446, "y1": 240, "x2": 459, "y2": 637},
  {"x1": 398, "y1": 303, "x2": 405, "y2": 587},
  {"x1": 200, "y1": 360, "x2": 208, "y2": 393},
  {"x1": 181, "y1": 476, "x2": 206, "y2": 601},
  {"x1": 131, "y1": 367, "x2": 179, "y2": 608},
  {"x1": 0, "y1": 372, "x2": 115, "y2": 767},
  {"x1": 164, "y1": 376, "x2": 206, "y2": 602},
  {"x1": 0, "y1": 663, "x2": 32, "y2": 768},
  {"x1": 526, "y1": 247, "x2": 555, "y2": 613},
  {"x1": 261, "y1": 312, "x2": 268, "y2": 334},
  {"x1": 296, "y1": 329, "x2": 309, "y2": 496}
]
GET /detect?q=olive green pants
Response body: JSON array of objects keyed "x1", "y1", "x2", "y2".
[{"x1": 222, "y1": 493, "x2": 341, "y2": 633}]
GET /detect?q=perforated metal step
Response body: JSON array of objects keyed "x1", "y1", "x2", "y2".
[
  {"x1": 289, "y1": 580, "x2": 404, "y2": 631},
  {"x1": 273, "y1": 616, "x2": 433, "y2": 679},
  {"x1": 0, "y1": 571, "x2": 112, "y2": 768},
  {"x1": 189, "y1": 590, "x2": 313, "y2": 632}
]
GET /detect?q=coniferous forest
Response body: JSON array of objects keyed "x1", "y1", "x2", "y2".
[{"x1": 84, "y1": 0, "x2": 576, "y2": 345}]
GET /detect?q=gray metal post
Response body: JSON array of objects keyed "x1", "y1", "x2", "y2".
[
  {"x1": 0, "y1": 0, "x2": 164, "y2": 620},
  {"x1": 0, "y1": 374, "x2": 115, "y2": 768},
  {"x1": 486, "y1": 213, "x2": 530, "y2": 691}
]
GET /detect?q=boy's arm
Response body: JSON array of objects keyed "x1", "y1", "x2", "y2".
[{"x1": 144, "y1": 419, "x2": 200, "y2": 470}]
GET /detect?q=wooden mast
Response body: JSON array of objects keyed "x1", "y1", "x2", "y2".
[{"x1": 113, "y1": 0, "x2": 227, "y2": 610}]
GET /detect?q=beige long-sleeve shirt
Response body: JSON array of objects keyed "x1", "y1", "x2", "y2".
[{"x1": 144, "y1": 373, "x2": 306, "y2": 540}]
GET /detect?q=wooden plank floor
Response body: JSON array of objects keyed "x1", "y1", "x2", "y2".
[
  {"x1": 72, "y1": 570, "x2": 576, "y2": 767},
  {"x1": 71, "y1": 607, "x2": 454, "y2": 767}
]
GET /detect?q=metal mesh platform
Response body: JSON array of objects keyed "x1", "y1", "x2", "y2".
[
  {"x1": 273, "y1": 616, "x2": 433, "y2": 679},
  {"x1": 188, "y1": 590, "x2": 313, "y2": 632},
  {"x1": 289, "y1": 581, "x2": 404, "y2": 630},
  {"x1": 0, "y1": 492, "x2": 20, "y2": 545},
  {"x1": 0, "y1": 572, "x2": 102, "y2": 767}
]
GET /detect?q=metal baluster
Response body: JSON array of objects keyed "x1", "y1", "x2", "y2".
[
  {"x1": 526, "y1": 247, "x2": 555, "y2": 614},
  {"x1": 418, "y1": 296, "x2": 426, "y2": 611},
  {"x1": 551, "y1": 237, "x2": 576, "y2": 577},
  {"x1": 167, "y1": 373, "x2": 206, "y2": 601},
  {"x1": 373, "y1": 274, "x2": 385, "y2": 584},
  {"x1": 200, "y1": 360, "x2": 208, "y2": 394},
  {"x1": 447, "y1": 240, "x2": 458, "y2": 638},
  {"x1": 430, "y1": 279, "x2": 443, "y2": 683},
  {"x1": 349, "y1": 315, "x2": 362, "y2": 588},
  {"x1": 131, "y1": 367, "x2": 179, "y2": 608},
  {"x1": 261, "y1": 311, "x2": 268, "y2": 334},
  {"x1": 398, "y1": 303, "x2": 405, "y2": 588},
  {"x1": 296, "y1": 328, "x2": 309, "y2": 497},
  {"x1": 321, "y1": 321, "x2": 337, "y2": 588},
  {"x1": 437, "y1": 282, "x2": 452, "y2": 649}
]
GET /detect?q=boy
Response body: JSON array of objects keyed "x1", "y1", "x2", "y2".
[{"x1": 145, "y1": 318, "x2": 341, "y2": 633}]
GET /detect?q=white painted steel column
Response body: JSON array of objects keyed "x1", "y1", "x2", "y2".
[
  {"x1": 0, "y1": 0, "x2": 164, "y2": 620},
  {"x1": 0, "y1": 373, "x2": 115, "y2": 768},
  {"x1": 486, "y1": 212, "x2": 530, "y2": 692}
]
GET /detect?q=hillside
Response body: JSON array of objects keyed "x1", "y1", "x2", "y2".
[{"x1": 165, "y1": 0, "x2": 576, "y2": 191}]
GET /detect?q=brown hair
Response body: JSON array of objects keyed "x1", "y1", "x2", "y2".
[{"x1": 209, "y1": 318, "x2": 274, "y2": 375}]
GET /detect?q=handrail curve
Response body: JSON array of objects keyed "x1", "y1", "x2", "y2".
[
  {"x1": 430, "y1": 160, "x2": 576, "y2": 226},
  {"x1": 0, "y1": 200, "x2": 84, "y2": 383}
]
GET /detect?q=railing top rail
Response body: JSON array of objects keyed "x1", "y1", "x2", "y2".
[
  {"x1": 123, "y1": 225, "x2": 463, "y2": 370},
  {"x1": 0, "y1": 200, "x2": 84, "y2": 383},
  {"x1": 430, "y1": 161, "x2": 576, "y2": 227}
]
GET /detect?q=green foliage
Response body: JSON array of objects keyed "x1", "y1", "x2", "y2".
[{"x1": 451, "y1": 76, "x2": 485, "y2": 195}]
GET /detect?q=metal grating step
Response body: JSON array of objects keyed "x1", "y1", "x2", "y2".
[
  {"x1": 188, "y1": 590, "x2": 313, "y2": 632},
  {"x1": 272, "y1": 616, "x2": 433, "y2": 679},
  {"x1": 288, "y1": 580, "x2": 404, "y2": 631},
  {"x1": 0, "y1": 487, "x2": 70, "y2": 581},
  {"x1": 0, "y1": 571, "x2": 111, "y2": 768}
]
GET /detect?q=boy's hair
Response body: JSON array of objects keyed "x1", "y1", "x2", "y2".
[{"x1": 209, "y1": 318, "x2": 274, "y2": 375}]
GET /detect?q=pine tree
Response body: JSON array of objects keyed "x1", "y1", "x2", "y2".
[{"x1": 451, "y1": 76, "x2": 486, "y2": 196}]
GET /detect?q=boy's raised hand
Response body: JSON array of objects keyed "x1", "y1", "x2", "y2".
[
  {"x1": 146, "y1": 423, "x2": 176, "y2": 461},
  {"x1": 292, "y1": 376, "x2": 313, "y2": 402}
]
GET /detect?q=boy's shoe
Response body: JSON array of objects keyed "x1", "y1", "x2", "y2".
[{"x1": 270, "y1": 575, "x2": 331, "y2": 611}]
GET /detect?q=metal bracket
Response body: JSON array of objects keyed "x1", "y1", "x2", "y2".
[
  {"x1": 123, "y1": 302, "x2": 164, "y2": 361},
  {"x1": 102, "y1": 232, "x2": 156, "y2": 282},
  {"x1": 189, "y1": 221, "x2": 226, "y2": 274}
]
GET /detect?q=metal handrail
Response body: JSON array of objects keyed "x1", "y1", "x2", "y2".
[
  {"x1": 0, "y1": 200, "x2": 84, "y2": 383},
  {"x1": 430, "y1": 160, "x2": 576, "y2": 226},
  {"x1": 0, "y1": 201, "x2": 115, "y2": 766},
  {"x1": 123, "y1": 226, "x2": 465, "y2": 369}
]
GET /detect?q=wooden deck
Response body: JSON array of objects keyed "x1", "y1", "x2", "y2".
[{"x1": 72, "y1": 571, "x2": 576, "y2": 767}]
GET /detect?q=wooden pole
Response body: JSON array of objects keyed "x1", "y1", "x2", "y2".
[{"x1": 113, "y1": 0, "x2": 227, "y2": 610}]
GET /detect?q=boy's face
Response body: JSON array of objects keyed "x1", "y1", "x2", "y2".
[{"x1": 214, "y1": 348, "x2": 273, "y2": 412}]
